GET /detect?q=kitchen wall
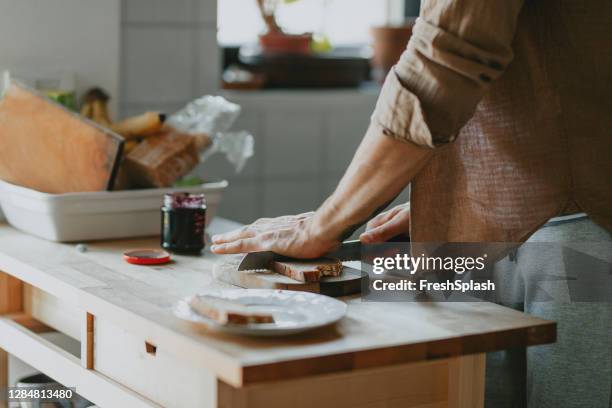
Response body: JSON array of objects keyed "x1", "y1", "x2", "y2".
[
  {"x1": 121, "y1": 0, "x2": 409, "y2": 225},
  {"x1": 0, "y1": 0, "x2": 121, "y2": 114}
]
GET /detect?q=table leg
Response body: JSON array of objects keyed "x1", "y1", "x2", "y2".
[
  {"x1": 0, "y1": 348, "x2": 7, "y2": 408},
  {"x1": 448, "y1": 353, "x2": 486, "y2": 408},
  {"x1": 0, "y1": 272, "x2": 23, "y2": 316},
  {"x1": 1, "y1": 271, "x2": 23, "y2": 408}
]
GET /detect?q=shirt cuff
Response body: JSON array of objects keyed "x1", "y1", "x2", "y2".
[{"x1": 371, "y1": 68, "x2": 442, "y2": 149}]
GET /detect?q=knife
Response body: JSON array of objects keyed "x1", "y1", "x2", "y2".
[{"x1": 237, "y1": 234, "x2": 409, "y2": 271}]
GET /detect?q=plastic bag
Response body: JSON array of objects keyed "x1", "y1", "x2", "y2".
[
  {"x1": 0, "y1": 71, "x2": 10, "y2": 98},
  {"x1": 167, "y1": 96, "x2": 254, "y2": 173}
]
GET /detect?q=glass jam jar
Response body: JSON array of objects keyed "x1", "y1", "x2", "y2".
[{"x1": 161, "y1": 193, "x2": 206, "y2": 254}]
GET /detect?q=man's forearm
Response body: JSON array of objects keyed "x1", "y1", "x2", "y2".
[{"x1": 310, "y1": 125, "x2": 433, "y2": 242}]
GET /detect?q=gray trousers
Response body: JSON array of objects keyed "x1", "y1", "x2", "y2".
[{"x1": 485, "y1": 217, "x2": 612, "y2": 408}]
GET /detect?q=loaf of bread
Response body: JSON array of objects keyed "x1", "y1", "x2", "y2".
[
  {"x1": 123, "y1": 129, "x2": 199, "y2": 188},
  {"x1": 271, "y1": 258, "x2": 343, "y2": 283},
  {"x1": 188, "y1": 295, "x2": 275, "y2": 325}
]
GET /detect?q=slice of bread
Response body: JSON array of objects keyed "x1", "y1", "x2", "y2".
[
  {"x1": 271, "y1": 258, "x2": 343, "y2": 283},
  {"x1": 188, "y1": 295, "x2": 274, "y2": 325}
]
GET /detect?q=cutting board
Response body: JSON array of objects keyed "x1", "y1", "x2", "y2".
[
  {"x1": 0, "y1": 80, "x2": 123, "y2": 193},
  {"x1": 213, "y1": 256, "x2": 363, "y2": 297}
]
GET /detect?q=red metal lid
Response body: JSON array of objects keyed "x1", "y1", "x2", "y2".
[{"x1": 123, "y1": 249, "x2": 171, "y2": 265}]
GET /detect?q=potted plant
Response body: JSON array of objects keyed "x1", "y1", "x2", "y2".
[
  {"x1": 370, "y1": 0, "x2": 417, "y2": 81},
  {"x1": 256, "y1": 0, "x2": 314, "y2": 54}
]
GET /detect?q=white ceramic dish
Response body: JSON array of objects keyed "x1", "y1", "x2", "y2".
[
  {"x1": 0, "y1": 179, "x2": 228, "y2": 242},
  {"x1": 174, "y1": 289, "x2": 347, "y2": 336}
]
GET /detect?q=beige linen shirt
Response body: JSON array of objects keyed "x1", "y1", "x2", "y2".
[{"x1": 371, "y1": 0, "x2": 612, "y2": 242}]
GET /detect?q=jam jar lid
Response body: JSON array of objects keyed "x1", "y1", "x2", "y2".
[
  {"x1": 163, "y1": 193, "x2": 206, "y2": 209},
  {"x1": 123, "y1": 249, "x2": 171, "y2": 265}
]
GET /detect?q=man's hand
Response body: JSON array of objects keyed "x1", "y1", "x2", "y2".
[
  {"x1": 360, "y1": 203, "x2": 410, "y2": 244},
  {"x1": 210, "y1": 212, "x2": 339, "y2": 258}
]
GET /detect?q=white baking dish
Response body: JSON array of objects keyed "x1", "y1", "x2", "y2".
[{"x1": 0, "y1": 179, "x2": 228, "y2": 242}]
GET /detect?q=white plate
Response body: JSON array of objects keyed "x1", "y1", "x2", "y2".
[{"x1": 174, "y1": 289, "x2": 347, "y2": 336}]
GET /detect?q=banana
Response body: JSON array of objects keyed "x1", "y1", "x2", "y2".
[{"x1": 81, "y1": 88, "x2": 111, "y2": 126}]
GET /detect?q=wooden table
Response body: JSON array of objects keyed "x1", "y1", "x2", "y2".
[{"x1": 0, "y1": 219, "x2": 556, "y2": 408}]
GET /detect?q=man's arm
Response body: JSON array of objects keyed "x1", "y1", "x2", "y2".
[
  {"x1": 309, "y1": 124, "x2": 431, "y2": 243},
  {"x1": 377, "y1": 0, "x2": 525, "y2": 147},
  {"x1": 211, "y1": 128, "x2": 430, "y2": 257}
]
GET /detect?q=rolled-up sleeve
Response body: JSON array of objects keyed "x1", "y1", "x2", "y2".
[{"x1": 371, "y1": 0, "x2": 525, "y2": 148}]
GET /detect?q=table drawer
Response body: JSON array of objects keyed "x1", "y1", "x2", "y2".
[{"x1": 93, "y1": 318, "x2": 215, "y2": 408}]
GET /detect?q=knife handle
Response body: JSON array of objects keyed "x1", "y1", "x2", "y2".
[
  {"x1": 338, "y1": 198, "x2": 401, "y2": 242},
  {"x1": 388, "y1": 234, "x2": 410, "y2": 243}
]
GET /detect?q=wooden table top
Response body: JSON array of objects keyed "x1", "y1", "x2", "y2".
[{"x1": 0, "y1": 220, "x2": 555, "y2": 387}]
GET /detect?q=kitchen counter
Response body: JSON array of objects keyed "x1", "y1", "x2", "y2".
[{"x1": 0, "y1": 219, "x2": 556, "y2": 408}]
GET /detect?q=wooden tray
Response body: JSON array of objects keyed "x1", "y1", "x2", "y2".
[{"x1": 213, "y1": 256, "x2": 362, "y2": 297}]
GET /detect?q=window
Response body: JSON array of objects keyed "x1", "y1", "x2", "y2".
[{"x1": 218, "y1": 0, "x2": 407, "y2": 47}]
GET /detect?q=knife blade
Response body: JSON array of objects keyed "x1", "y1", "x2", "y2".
[
  {"x1": 236, "y1": 234, "x2": 411, "y2": 272},
  {"x1": 237, "y1": 240, "x2": 363, "y2": 271}
]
